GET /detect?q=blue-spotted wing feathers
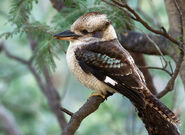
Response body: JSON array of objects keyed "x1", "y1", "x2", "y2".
[{"x1": 75, "y1": 39, "x2": 144, "y2": 89}]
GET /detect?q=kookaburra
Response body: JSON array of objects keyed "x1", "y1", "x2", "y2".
[{"x1": 54, "y1": 12, "x2": 179, "y2": 124}]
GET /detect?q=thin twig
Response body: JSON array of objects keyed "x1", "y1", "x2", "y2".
[
  {"x1": 105, "y1": 0, "x2": 181, "y2": 47},
  {"x1": 138, "y1": 66, "x2": 172, "y2": 76},
  {"x1": 60, "y1": 107, "x2": 73, "y2": 116},
  {"x1": 102, "y1": 0, "x2": 136, "y2": 20},
  {"x1": 169, "y1": 62, "x2": 174, "y2": 74},
  {"x1": 127, "y1": 21, "x2": 171, "y2": 77},
  {"x1": 57, "y1": 40, "x2": 66, "y2": 54},
  {"x1": 104, "y1": 0, "x2": 184, "y2": 98},
  {"x1": 157, "y1": 0, "x2": 185, "y2": 98},
  {"x1": 157, "y1": 50, "x2": 184, "y2": 98},
  {"x1": 0, "y1": 43, "x2": 28, "y2": 65},
  {"x1": 124, "y1": 18, "x2": 169, "y2": 69},
  {"x1": 62, "y1": 96, "x2": 106, "y2": 135},
  {"x1": 145, "y1": 32, "x2": 168, "y2": 67}
]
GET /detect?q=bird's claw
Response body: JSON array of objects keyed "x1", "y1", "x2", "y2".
[{"x1": 89, "y1": 92, "x2": 106, "y2": 99}]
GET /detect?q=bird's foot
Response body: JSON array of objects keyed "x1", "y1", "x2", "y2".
[{"x1": 89, "y1": 92, "x2": 106, "y2": 99}]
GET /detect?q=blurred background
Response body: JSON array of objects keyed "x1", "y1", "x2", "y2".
[{"x1": 0, "y1": 0, "x2": 185, "y2": 135}]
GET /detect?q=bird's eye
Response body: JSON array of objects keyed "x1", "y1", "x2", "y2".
[{"x1": 81, "y1": 29, "x2": 88, "y2": 34}]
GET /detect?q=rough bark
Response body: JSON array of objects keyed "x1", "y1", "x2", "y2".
[
  {"x1": 165, "y1": 0, "x2": 185, "y2": 90},
  {"x1": 120, "y1": 0, "x2": 185, "y2": 91},
  {"x1": 120, "y1": 31, "x2": 174, "y2": 56},
  {"x1": 62, "y1": 96, "x2": 105, "y2": 135}
]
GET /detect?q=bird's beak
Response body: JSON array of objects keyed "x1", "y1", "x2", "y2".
[{"x1": 53, "y1": 30, "x2": 80, "y2": 40}]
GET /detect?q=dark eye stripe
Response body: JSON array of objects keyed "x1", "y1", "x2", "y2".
[{"x1": 93, "y1": 31, "x2": 103, "y2": 38}]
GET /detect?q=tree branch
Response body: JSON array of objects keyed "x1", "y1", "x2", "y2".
[
  {"x1": 139, "y1": 66, "x2": 172, "y2": 76},
  {"x1": 0, "y1": 42, "x2": 67, "y2": 130},
  {"x1": 60, "y1": 107, "x2": 73, "y2": 117},
  {"x1": 119, "y1": 26, "x2": 184, "y2": 99},
  {"x1": 28, "y1": 36, "x2": 68, "y2": 129},
  {"x1": 61, "y1": 91, "x2": 181, "y2": 135},
  {"x1": 0, "y1": 102, "x2": 23, "y2": 135},
  {"x1": 120, "y1": 31, "x2": 174, "y2": 56},
  {"x1": 110, "y1": 0, "x2": 181, "y2": 46},
  {"x1": 62, "y1": 96, "x2": 105, "y2": 135},
  {"x1": 0, "y1": 43, "x2": 28, "y2": 65},
  {"x1": 102, "y1": 1, "x2": 183, "y2": 134},
  {"x1": 42, "y1": 67, "x2": 67, "y2": 129},
  {"x1": 60, "y1": 1, "x2": 184, "y2": 134},
  {"x1": 157, "y1": 50, "x2": 184, "y2": 98},
  {"x1": 50, "y1": 0, "x2": 184, "y2": 134},
  {"x1": 50, "y1": 0, "x2": 65, "y2": 12},
  {"x1": 157, "y1": 0, "x2": 185, "y2": 98}
]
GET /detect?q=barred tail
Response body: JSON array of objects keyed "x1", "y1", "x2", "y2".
[
  {"x1": 113, "y1": 82, "x2": 180, "y2": 124},
  {"x1": 145, "y1": 94, "x2": 180, "y2": 125}
]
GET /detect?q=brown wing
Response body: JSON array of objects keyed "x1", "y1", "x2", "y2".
[
  {"x1": 75, "y1": 39, "x2": 145, "y2": 90},
  {"x1": 75, "y1": 39, "x2": 180, "y2": 123}
]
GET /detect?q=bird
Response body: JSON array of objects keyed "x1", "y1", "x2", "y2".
[{"x1": 53, "y1": 12, "x2": 179, "y2": 124}]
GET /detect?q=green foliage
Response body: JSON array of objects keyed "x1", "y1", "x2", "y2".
[
  {"x1": 23, "y1": 22, "x2": 60, "y2": 72},
  {"x1": 0, "y1": 0, "x2": 38, "y2": 39},
  {"x1": 8, "y1": 0, "x2": 38, "y2": 28},
  {"x1": 33, "y1": 39, "x2": 59, "y2": 72},
  {"x1": 53, "y1": 0, "x2": 132, "y2": 35},
  {"x1": 0, "y1": 0, "x2": 58, "y2": 72},
  {"x1": 0, "y1": 28, "x2": 20, "y2": 39},
  {"x1": 1, "y1": 0, "x2": 132, "y2": 72}
]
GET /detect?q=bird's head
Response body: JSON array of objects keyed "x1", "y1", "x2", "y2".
[{"x1": 53, "y1": 12, "x2": 117, "y2": 43}]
